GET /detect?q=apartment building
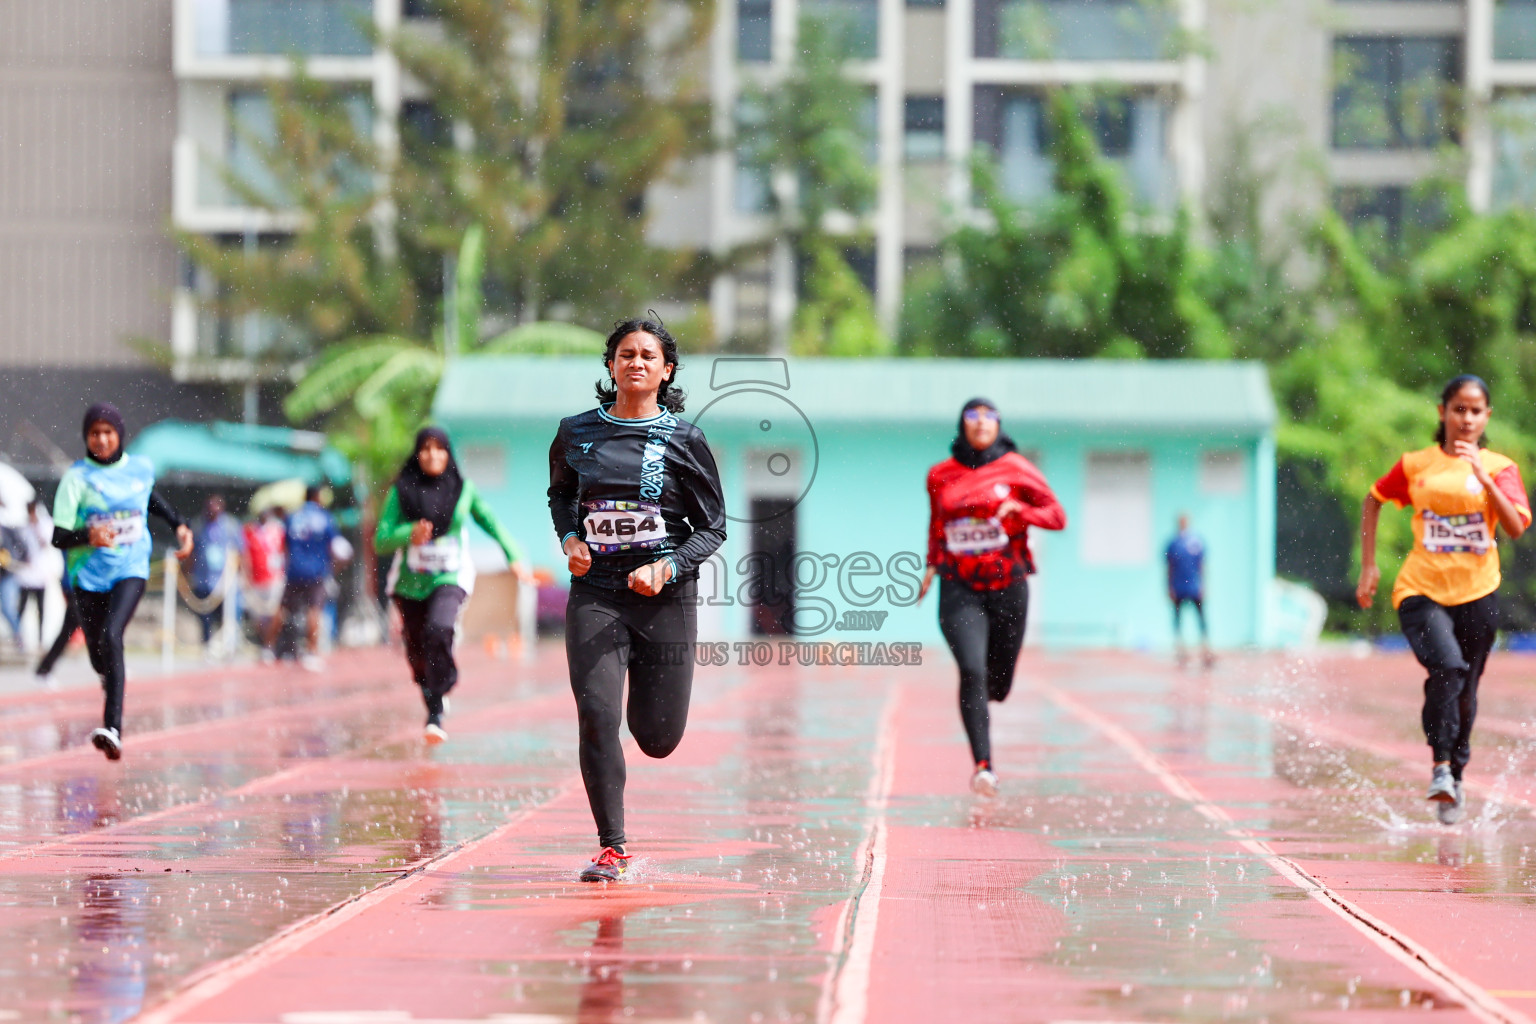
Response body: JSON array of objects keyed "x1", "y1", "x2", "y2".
[
  {"x1": 4, "y1": 0, "x2": 1531, "y2": 385},
  {"x1": 0, "y1": 1, "x2": 236, "y2": 470}
]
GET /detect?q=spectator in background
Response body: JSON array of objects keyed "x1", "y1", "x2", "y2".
[
  {"x1": 187, "y1": 495, "x2": 245, "y2": 656},
  {"x1": 14, "y1": 500, "x2": 59, "y2": 649},
  {"x1": 1165, "y1": 513, "x2": 1213, "y2": 668},
  {"x1": 243, "y1": 506, "x2": 286, "y2": 637},
  {"x1": 263, "y1": 484, "x2": 339, "y2": 671},
  {"x1": 0, "y1": 511, "x2": 23, "y2": 649}
]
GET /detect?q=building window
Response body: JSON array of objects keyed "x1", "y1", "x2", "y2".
[
  {"x1": 189, "y1": 234, "x2": 308, "y2": 361},
  {"x1": 1334, "y1": 185, "x2": 1444, "y2": 252},
  {"x1": 224, "y1": 89, "x2": 373, "y2": 208},
  {"x1": 904, "y1": 97, "x2": 945, "y2": 161},
  {"x1": 399, "y1": 100, "x2": 450, "y2": 161},
  {"x1": 974, "y1": 0, "x2": 1175, "y2": 61},
  {"x1": 735, "y1": 98, "x2": 773, "y2": 214},
  {"x1": 1200, "y1": 450, "x2": 1247, "y2": 496},
  {"x1": 1493, "y1": 92, "x2": 1536, "y2": 208},
  {"x1": 738, "y1": 0, "x2": 772, "y2": 61},
  {"x1": 803, "y1": 0, "x2": 880, "y2": 59},
  {"x1": 973, "y1": 87, "x2": 1174, "y2": 209},
  {"x1": 227, "y1": 91, "x2": 284, "y2": 205},
  {"x1": 1332, "y1": 36, "x2": 1460, "y2": 150},
  {"x1": 1082, "y1": 452, "x2": 1152, "y2": 566},
  {"x1": 1494, "y1": 0, "x2": 1536, "y2": 61},
  {"x1": 193, "y1": 0, "x2": 375, "y2": 58}
]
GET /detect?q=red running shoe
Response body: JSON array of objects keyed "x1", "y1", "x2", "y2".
[{"x1": 579, "y1": 846, "x2": 631, "y2": 882}]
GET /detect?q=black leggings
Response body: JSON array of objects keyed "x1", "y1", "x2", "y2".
[
  {"x1": 36, "y1": 586, "x2": 80, "y2": 676},
  {"x1": 394, "y1": 585, "x2": 466, "y2": 717},
  {"x1": 938, "y1": 576, "x2": 1028, "y2": 767},
  {"x1": 1172, "y1": 596, "x2": 1207, "y2": 638},
  {"x1": 566, "y1": 578, "x2": 697, "y2": 849},
  {"x1": 1398, "y1": 592, "x2": 1499, "y2": 778},
  {"x1": 75, "y1": 579, "x2": 147, "y2": 734}
]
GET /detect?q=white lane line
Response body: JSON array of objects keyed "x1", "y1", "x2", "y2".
[
  {"x1": 1041, "y1": 682, "x2": 1532, "y2": 1024},
  {"x1": 818, "y1": 685, "x2": 900, "y2": 1024},
  {"x1": 136, "y1": 665, "x2": 763, "y2": 1024},
  {"x1": 133, "y1": 784, "x2": 576, "y2": 1024}
]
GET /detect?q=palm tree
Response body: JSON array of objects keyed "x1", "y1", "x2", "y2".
[{"x1": 285, "y1": 225, "x2": 604, "y2": 487}]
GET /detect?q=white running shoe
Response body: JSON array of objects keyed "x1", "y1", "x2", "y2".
[
  {"x1": 1427, "y1": 763, "x2": 1457, "y2": 803},
  {"x1": 90, "y1": 727, "x2": 122, "y2": 761},
  {"x1": 259, "y1": 648, "x2": 276, "y2": 665},
  {"x1": 424, "y1": 722, "x2": 448, "y2": 745},
  {"x1": 970, "y1": 765, "x2": 999, "y2": 798},
  {"x1": 300, "y1": 654, "x2": 325, "y2": 673},
  {"x1": 1437, "y1": 781, "x2": 1465, "y2": 825}
]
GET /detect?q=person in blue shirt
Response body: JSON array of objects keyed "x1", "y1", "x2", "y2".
[
  {"x1": 262, "y1": 484, "x2": 340, "y2": 670},
  {"x1": 52, "y1": 403, "x2": 193, "y2": 759},
  {"x1": 1165, "y1": 513, "x2": 1213, "y2": 667},
  {"x1": 188, "y1": 495, "x2": 246, "y2": 654}
]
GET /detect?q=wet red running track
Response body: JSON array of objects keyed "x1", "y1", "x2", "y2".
[{"x1": 3, "y1": 644, "x2": 1536, "y2": 1023}]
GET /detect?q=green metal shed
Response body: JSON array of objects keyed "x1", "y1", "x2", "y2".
[{"x1": 434, "y1": 355, "x2": 1278, "y2": 648}]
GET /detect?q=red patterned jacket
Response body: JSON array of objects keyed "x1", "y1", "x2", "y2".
[{"x1": 926, "y1": 452, "x2": 1067, "y2": 591}]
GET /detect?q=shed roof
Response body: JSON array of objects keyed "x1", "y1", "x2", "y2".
[{"x1": 434, "y1": 356, "x2": 1276, "y2": 432}]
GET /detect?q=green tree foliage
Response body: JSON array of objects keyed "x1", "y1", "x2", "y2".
[
  {"x1": 908, "y1": 86, "x2": 1536, "y2": 631},
  {"x1": 735, "y1": 16, "x2": 889, "y2": 355},
  {"x1": 181, "y1": 0, "x2": 712, "y2": 371},
  {"x1": 285, "y1": 226, "x2": 603, "y2": 490},
  {"x1": 906, "y1": 91, "x2": 1225, "y2": 359}
]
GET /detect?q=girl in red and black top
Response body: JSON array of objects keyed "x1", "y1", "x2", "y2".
[{"x1": 919, "y1": 398, "x2": 1066, "y2": 796}]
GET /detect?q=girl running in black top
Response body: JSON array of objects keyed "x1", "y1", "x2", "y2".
[{"x1": 548, "y1": 317, "x2": 727, "y2": 881}]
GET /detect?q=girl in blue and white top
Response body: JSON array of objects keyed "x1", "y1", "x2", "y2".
[{"x1": 52, "y1": 403, "x2": 193, "y2": 760}]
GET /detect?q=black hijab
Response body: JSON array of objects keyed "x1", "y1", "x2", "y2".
[
  {"x1": 950, "y1": 397, "x2": 1017, "y2": 470},
  {"x1": 82, "y1": 402, "x2": 127, "y2": 465},
  {"x1": 396, "y1": 426, "x2": 464, "y2": 538}
]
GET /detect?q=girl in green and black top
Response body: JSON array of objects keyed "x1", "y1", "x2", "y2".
[{"x1": 376, "y1": 427, "x2": 531, "y2": 743}]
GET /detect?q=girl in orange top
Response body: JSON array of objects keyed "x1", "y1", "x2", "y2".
[{"x1": 1357, "y1": 375, "x2": 1531, "y2": 824}]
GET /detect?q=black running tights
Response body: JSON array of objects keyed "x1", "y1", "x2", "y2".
[
  {"x1": 566, "y1": 579, "x2": 697, "y2": 849},
  {"x1": 75, "y1": 578, "x2": 146, "y2": 734},
  {"x1": 1398, "y1": 592, "x2": 1498, "y2": 778},
  {"x1": 938, "y1": 576, "x2": 1028, "y2": 767},
  {"x1": 394, "y1": 585, "x2": 466, "y2": 718}
]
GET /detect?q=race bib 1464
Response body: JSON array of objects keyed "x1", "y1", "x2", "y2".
[
  {"x1": 584, "y1": 501, "x2": 666, "y2": 553},
  {"x1": 1421, "y1": 510, "x2": 1492, "y2": 555}
]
